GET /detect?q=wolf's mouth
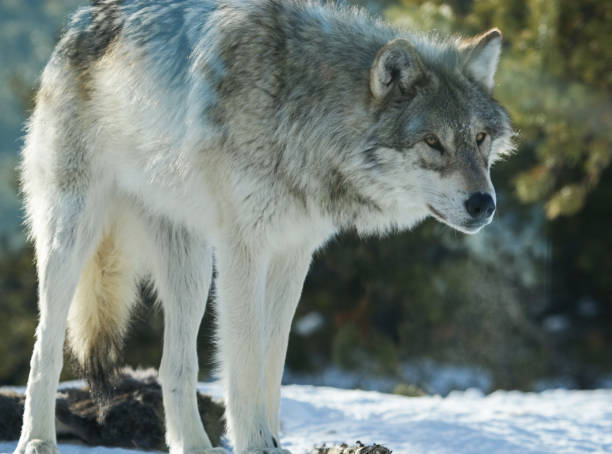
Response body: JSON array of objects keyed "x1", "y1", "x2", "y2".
[{"x1": 427, "y1": 204, "x2": 447, "y2": 221}]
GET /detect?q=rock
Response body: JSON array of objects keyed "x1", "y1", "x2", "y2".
[
  {"x1": 0, "y1": 391, "x2": 25, "y2": 441},
  {"x1": 0, "y1": 369, "x2": 225, "y2": 450}
]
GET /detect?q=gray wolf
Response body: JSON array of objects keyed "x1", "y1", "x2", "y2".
[{"x1": 15, "y1": 0, "x2": 514, "y2": 453}]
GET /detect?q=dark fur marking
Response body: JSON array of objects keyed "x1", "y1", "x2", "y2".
[
  {"x1": 68, "y1": 327, "x2": 126, "y2": 422},
  {"x1": 90, "y1": 1, "x2": 123, "y2": 59},
  {"x1": 74, "y1": 343, "x2": 122, "y2": 422},
  {"x1": 61, "y1": 0, "x2": 124, "y2": 99},
  {"x1": 328, "y1": 168, "x2": 349, "y2": 205},
  {"x1": 417, "y1": 157, "x2": 447, "y2": 174},
  {"x1": 66, "y1": 1, "x2": 123, "y2": 66},
  {"x1": 328, "y1": 168, "x2": 382, "y2": 226},
  {"x1": 363, "y1": 147, "x2": 382, "y2": 168}
]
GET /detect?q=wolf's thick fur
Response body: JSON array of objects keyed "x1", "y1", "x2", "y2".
[{"x1": 16, "y1": 1, "x2": 513, "y2": 453}]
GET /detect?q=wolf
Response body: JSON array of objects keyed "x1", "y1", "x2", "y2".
[{"x1": 15, "y1": 0, "x2": 514, "y2": 453}]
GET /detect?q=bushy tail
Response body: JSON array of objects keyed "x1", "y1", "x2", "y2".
[{"x1": 66, "y1": 231, "x2": 139, "y2": 412}]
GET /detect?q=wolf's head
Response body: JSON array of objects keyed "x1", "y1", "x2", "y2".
[{"x1": 361, "y1": 29, "x2": 514, "y2": 234}]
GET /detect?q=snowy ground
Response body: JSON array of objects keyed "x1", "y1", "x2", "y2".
[{"x1": 2, "y1": 382, "x2": 611, "y2": 454}]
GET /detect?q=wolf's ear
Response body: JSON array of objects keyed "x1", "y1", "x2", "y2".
[
  {"x1": 370, "y1": 38, "x2": 426, "y2": 100},
  {"x1": 459, "y1": 28, "x2": 502, "y2": 91}
]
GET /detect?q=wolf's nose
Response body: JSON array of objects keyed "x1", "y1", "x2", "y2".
[{"x1": 465, "y1": 192, "x2": 495, "y2": 220}]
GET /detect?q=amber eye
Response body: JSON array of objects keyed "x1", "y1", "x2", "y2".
[
  {"x1": 424, "y1": 134, "x2": 444, "y2": 153},
  {"x1": 476, "y1": 132, "x2": 487, "y2": 145}
]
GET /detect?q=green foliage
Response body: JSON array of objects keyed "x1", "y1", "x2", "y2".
[
  {"x1": 332, "y1": 321, "x2": 399, "y2": 375},
  {"x1": 393, "y1": 383, "x2": 426, "y2": 397},
  {"x1": 293, "y1": 219, "x2": 552, "y2": 390}
]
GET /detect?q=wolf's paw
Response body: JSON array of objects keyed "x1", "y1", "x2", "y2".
[
  {"x1": 246, "y1": 449, "x2": 291, "y2": 454},
  {"x1": 18, "y1": 440, "x2": 59, "y2": 454}
]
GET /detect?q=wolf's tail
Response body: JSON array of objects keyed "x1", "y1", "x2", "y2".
[{"x1": 66, "y1": 229, "x2": 139, "y2": 410}]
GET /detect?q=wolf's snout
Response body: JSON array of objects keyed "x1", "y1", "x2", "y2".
[{"x1": 465, "y1": 192, "x2": 496, "y2": 220}]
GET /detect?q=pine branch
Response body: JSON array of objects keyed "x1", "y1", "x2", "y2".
[{"x1": 311, "y1": 441, "x2": 392, "y2": 454}]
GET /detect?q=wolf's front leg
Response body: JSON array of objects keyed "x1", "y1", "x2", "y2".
[
  {"x1": 215, "y1": 241, "x2": 290, "y2": 454},
  {"x1": 263, "y1": 248, "x2": 313, "y2": 439}
]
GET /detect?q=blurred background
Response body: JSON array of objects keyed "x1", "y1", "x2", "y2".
[{"x1": 0, "y1": 0, "x2": 610, "y2": 395}]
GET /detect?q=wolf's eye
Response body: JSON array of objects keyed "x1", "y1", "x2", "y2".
[
  {"x1": 476, "y1": 132, "x2": 487, "y2": 145},
  {"x1": 424, "y1": 134, "x2": 444, "y2": 154}
]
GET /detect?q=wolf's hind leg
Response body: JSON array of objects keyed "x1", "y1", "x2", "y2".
[
  {"x1": 147, "y1": 219, "x2": 227, "y2": 454},
  {"x1": 16, "y1": 192, "x2": 107, "y2": 454}
]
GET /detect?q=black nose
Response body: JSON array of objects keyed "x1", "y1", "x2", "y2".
[{"x1": 464, "y1": 192, "x2": 495, "y2": 220}]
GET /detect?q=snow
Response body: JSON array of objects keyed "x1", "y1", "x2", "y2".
[{"x1": 2, "y1": 383, "x2": 611, "y2": 454}]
